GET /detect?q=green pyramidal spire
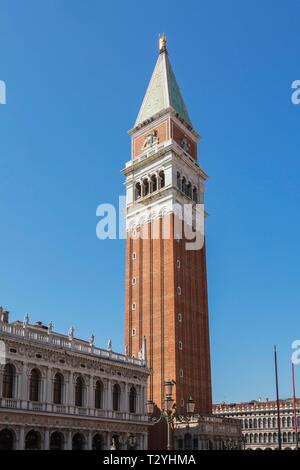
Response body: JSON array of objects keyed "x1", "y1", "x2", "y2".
[{"x1": 134, "y1": 36, "x2": 192, "y2": 128}]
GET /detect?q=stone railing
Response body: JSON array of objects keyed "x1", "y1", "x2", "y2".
[
  {"x1": 0, "y1": 398, "x2": 148, "y2": 422},
  {"x1": 0, "y1": 320, "x2": 145, "y2": 368}
]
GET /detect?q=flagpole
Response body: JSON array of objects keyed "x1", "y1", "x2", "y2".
[
  {"x1": 274, "y1": 346, "x2": 282, "y2": 450},
  {"x1": 292, "y1": 363, "x2": 299, "y2": 450}
]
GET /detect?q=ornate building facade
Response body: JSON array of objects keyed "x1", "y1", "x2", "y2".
[
  {"x1": 123, "y1": 35, "x2": 212, "y2": 419},
  {"x1": 0, "y1": 308, "x2": 150, "y2": 450},
  {"x1": 173, "y1": 415, "x2": 242, "y2": 450},
  {"x1": 213, "y1": 399, "x2": 300, "y2": 450}
]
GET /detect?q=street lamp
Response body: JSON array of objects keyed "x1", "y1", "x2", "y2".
[
  {"x1": 147, "y1": 380, "x2": 176, "y2": 450},
  {"x1": 187, "y1": 396, "x2": 195, "y2": 415},
  {"x1": 147, "y1": 382, "x2": 197, "y2": 450}
]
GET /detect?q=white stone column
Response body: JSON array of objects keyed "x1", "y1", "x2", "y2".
[
  {"x1": 46, "y1": 368, "x2": 52, "y2": 409},
  {"x1": 88, "y1": 431, "x2": 92, "y2": 450},
  {"x1": 107, "y1": 380, "x2": 112, "y2": 411},
  {"x1": 140, "y1": 385, "x2": 146, "y2": 415},
  {"x1": 67, "y1": 431, "x2": 72, "y2": 450},
  {"x1": 142, "y1": 432, "x2": 148, "y2": 450},
  {"x1": 106, "y1": 432, "x2": 111, "y2": 450},
  {"x1": 20, "y1": 363, "x2": 28, "y2": 407},
  {"x1": 19, "y1": 426, "x2": 25, "y2": 450},
  {"x1": 68, "y1": 371, "x2": 74, "y2": 407},
  {"x1": 89, "y1": 376, "x2": 94, "y2": 411},
  {"x1": 44, "y1": 430, "x2": 50, "y2": 450},
  {"x1": 124, "y1": 383, "x2": 129, "y2": 413}
]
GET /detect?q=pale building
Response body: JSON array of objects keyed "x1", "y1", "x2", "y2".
[
  {"x1": 173, "y1": 415, "x2": 242, "y2": 450},
  {"x1": 0, "y1": 308, "x2": 150, "y2": 450},
  {"x1": 213, "y1": 399, "x2": 300, "y2": 450}
]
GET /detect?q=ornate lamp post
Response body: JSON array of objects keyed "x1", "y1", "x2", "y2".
[
  {"x1": 147, "y1": 382, "x2": 196, "y2": 450},
  {"x1": 146, "y1": 380, "x2": 176, "y2": 450}
]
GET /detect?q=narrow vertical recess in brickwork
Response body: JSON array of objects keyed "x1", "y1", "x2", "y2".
[
  {"x1": 160, "y1": 218, "x2": 164, "y2": 409},
  {"x1": 149, "y1": 223, "x2": 154, "y2": 401},
  {"x1": 138, "y1": 233, "x2": 143, "y2": 351}
]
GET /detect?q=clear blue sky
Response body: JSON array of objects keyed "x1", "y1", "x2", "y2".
[{"x1": 0, "y1": 0, "x2": 299, "y2": 404}]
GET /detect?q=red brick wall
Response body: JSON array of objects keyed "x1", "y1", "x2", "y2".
[
  {"x1": 125, "y1": 214, "x2": 212, "y2": 420},
  {"x1": 171, "y1": 122, "x2": 197, "y2": 161},
  {"x1": 133, "y1": 119, "x2": 170, "y2": 158}
]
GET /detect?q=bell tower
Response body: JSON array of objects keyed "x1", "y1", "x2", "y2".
[{"x1": 123, "y1": 36, "x2": 212, "y2": 421}]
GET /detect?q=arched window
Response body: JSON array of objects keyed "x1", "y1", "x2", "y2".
[
  {"x1": 159, "y1": 171, "x2": 165, "y2": 189},
  {"x1": 254, "y1": 418, "x2": 257, "y2": 429},
  {"x1": 53, "y1": 373, "x2": 64, "y2": 405},
  {"x1": 143, "y1": 179, "x2": 149, "y2": 197},
  {"x1": 113, "y1": 384, "x2": 121, "y2": 411},
  {"x1": 50, "y1": 431, "x2": 64, "y2": 450},
  {"x1": 92, "y1": 434, "x2": 103, "y2": 451},
  {"x1": 177, "y1": 172, "x2": 181, "y2": 190},
  {"x1": 72, "y1": 433, "x2": 85, "y2": 451},
  {"x1": 25, "y1": 430, "x2": 41, "y2": 450},
  {"x1": 282, "y1": 417, "x2": 287, "y2": 428},
  {"x1": 0, "y1": 429, "x2": 15, "y2": 450},
  {"x1": 192, "y1": 187, "x2": 198, "y2": 203},
  {"x1": 135, "y1": 182, "x2": 141, "y2": 200},
  {"x1": 268, "y1": 418, "x2": 272, "y2": 428},
  {"x1": 263, "y1": 418, "x2": 267, "y2": 428},
  {"x1": 129, "y1": 386, "x2": 137, "y2": 413},
  {"x1": 29, "y1": 369, "x2": 41, "y2": 402},
  {"x1": 2, "y1": 364, "x2": 15, "y2": 398},
  {"x1": 151, "y1": 174, "x2": 157, "y2": 192},
  {"x1": 181, "y1": 176, "x2": 186, "y2": 194},
  {"x1": 95, "y1": 380, "x2": 103, "y2": 409},
  {"x1": 186, "y1": 182, "x2": 192, "y2": 198},
  {"x1": 75, "y1": 376, "x2": 84, "y2": 407}
]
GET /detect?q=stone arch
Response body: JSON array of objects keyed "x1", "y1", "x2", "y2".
[
  {"x1": 151, "y1": 173, "x2": 158, "y2": 192},
  {"x1": 2, "y1": 363, "x2": 16, "y2": 399},
  {"x1": 25, "y1": 430, "x2": 42, "y2": 450},
  {"x1": 75, "y1": 375, "x2": 85, "y2": 407},
  {"x1": 129, "y1": 386, "x2": 137, "y2": 413},
  {"x1": 53, "y1": 372, "x2": 64, "y2": 405},
  {"x1": 29, "y1": 368, "x2": 41, "y2": 402},
  {"x1": 113, "y1": 383, "x2": 121, "y2": 411},
  {"x1": 95, "y1": 380, "x2": 104, "y2": 409},
  {"x1": 159, "y1": 170, "x2": 165, "y2": 188},
  {"x1": 50, "y1": 431, "x2": 65, "y2": 450},
  {"x1": 135, "y1": 182, "x2": 142, "y2": 200},
  {"x1": 92, "y1": 433, "x2": 103, "y2": 451},
  {"x1": 0, "y1": 428, "x2": 16, "y2": 450},
  {"x1": 72, "y1": 432, "x2": 85, "y2": 451}
]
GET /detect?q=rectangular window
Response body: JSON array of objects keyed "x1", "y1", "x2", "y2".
[
  {"x1": 132, "y1": 277, "x2": 137, "y2": 286},
  {"x1": 180, "y1": 368, "x2": 184, "y2": 378},
  {"x1": 177, "y1": 259, "x2": 181, "y2": 268},
  {"x1": 132, "y1": 328, "x2": 136, "y2": 337},
  {"x1": 132, "y1": 252, "x2": 137, "y2": 260},
  {"x1": 179, "y1": 341, "x2": 183, "y2": 350},
  {"x1": 177, "y1": 287, "x2": 181, "y2": 295},
  {"x1": 178, "y1": 313, "x2": 182, "y2": 322},
  {"x1": 132, "y1": 303, "x2": 136, "y2": 310}
]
